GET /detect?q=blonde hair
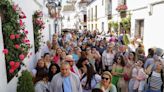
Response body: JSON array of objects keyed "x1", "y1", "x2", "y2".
[{"x1": 101, "y1": 71, "x2": 113, "y2": 89}]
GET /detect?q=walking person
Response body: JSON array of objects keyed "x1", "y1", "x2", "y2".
[{"x1": 50, "y1": 62, "x2": 82, "y2": 92}]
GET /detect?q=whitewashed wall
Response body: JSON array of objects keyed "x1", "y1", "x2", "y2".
[
  {"x1": 87, "y1": 0, "x2": 109, "y2": 33},
  {"x1": 130, "y1": 8, "x2": 148, "y2": 39},
  {"x1": 0, "y1": 17, "x2": 8, "y2": 92},
  {"x1": 62, "y1": 12, "x2": 76, "y2": 29},
  {"x1": 129, "y1": 0, "x2": 164, "y2": 54},
  {"x1": 127, "y1": 0, "x2": 148, "y2": 10},
  {"x1": 0, "y1": 0, "x2": 55, "y2": 91},
  {"x1": 143, "y1": 2, "x2": 164, "y2": 53}
]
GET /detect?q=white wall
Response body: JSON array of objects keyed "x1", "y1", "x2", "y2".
[
  {"x1": 0, "y1": 17, "x2": 8, "y2": 92},
  {"x1": 129, "y1": 0, "x2": 164, "y2": 54},
  {"x1": 87, "y1": 0, "x2": 109, "y2": 33},
  {"x1": 144, "y1": 2, "x2": 164, "y2": 53},
  {"x1": 127, "y1": 0, "x2": 148, "y2": 10},
  {"x1": 62, "y1": 12, "x2": 76, "y2": 29},
  {"x1": 131, "y1": 8, "x2": 148, "y2": 38}
]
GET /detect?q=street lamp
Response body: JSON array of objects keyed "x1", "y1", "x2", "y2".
[
  {"x1": 46, "y1": 0, "x2": 61, "y2": 18},
  {"x1": 46, "y1": 0, "x2": 62, "y2": 34}
]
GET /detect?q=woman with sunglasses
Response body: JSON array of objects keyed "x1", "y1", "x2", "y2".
[{"x1": 96, "y1": 71, "x2": 117, "y2": 92}]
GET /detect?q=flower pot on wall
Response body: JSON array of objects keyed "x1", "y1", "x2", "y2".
[{"x1": 120, "y1": 11, "x2": 126, "y2": 18}]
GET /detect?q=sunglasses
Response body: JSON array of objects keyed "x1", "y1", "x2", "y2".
[
  {"x1": 66, "y1": 60, "x2": 73, "y2": 62},
  {"x1": 102, "y1": 76, "x2": 109, "y2": 80}
]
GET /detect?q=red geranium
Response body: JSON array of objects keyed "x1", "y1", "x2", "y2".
[
  {"x1": 9, "y1": 61, "x2": 15, "y2": 67},
  {"x1": 116, "y1": 5, "x2": 128, "y2": 12},
  {"x1": 9, "y1": 69, "x2": 15, "y2": 73},
  {"x1": 10, "y1": 34, "x2": 15, "y2": 40},
  {"x1": 15, "y1": 34, "x2": 20, "y2": 38},
  {"x1": 14, "y1": 44, "x2": 20, "y2": 49},
  {"x1": 19, "y1": 54, "x2": 25, "y2": 60},
  {"x1": 3, "y1": 49, "x2": 8, "y2": 54}
]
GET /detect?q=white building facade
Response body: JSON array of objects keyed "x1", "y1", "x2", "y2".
[
  {"x1": 87, "y1": 0, "x2": 114, "y2": 33},
  {"x1": 74, "y1": 0, "x2": 93, "y2": 31},
  {"x1": 61, "y1": 1, "x2": 77, "y2": 30},
  {"x1": 127, "y1": 0, "x2": 164, "y2": 53},
  {"x1": 87, "y1": 0, "x2": 164, "y2": 53}
]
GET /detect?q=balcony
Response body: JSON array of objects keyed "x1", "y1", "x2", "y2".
[{"x1": 116, "y1": 4, "x2": 127, "y2": 18}]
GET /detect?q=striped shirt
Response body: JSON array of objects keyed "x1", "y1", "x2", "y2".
[{"x1": 149, "y1": 71, "x2": 163, "y2": 90}]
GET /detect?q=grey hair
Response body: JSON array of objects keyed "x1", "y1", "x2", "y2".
[{"x1": 60, "y1": 61, "x2": 70, "y2": 67}]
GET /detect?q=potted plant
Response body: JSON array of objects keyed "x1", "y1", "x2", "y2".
[
  {"x1": 116, "y1": 4, "x2": 128, "y2": 18},
  {"x1": 17, "y1": 70, "x2": 34, "y2": 92}
]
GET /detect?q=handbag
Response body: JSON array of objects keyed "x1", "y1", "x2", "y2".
[
  {"x1": 123, "y1": 73, "x2": 130, "y2": 81},
  {"x1": 117, "y1": 78, "x2": 125, "y2": 88}
]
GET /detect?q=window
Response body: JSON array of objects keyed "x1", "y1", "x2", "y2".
[
  {"x1": 95, "y1": 23, "x2": 97, "y2": 29},
  {"x1": 88, "y1": 24, "x2": 90, "y2": 30},
  {"x1": 84, "y1": 14, "x2": 87, "y2": 22},
  {"x1": 102, "y1": 22, "x2": 104, "y2": 32},
  {"x1": 95, "y1": 5, "x2": 97, "y2": 21},
  {"x1": 106, "y1": 0, "x2": 112, "y2": 19},
  {"x1": 135, "y1": 20, "x2": 144, "y2": 40},
  {"x1": 92, "y1": 24, "x2": 93, "y2": 30},
  {"x1": 102, "y1": 0, "x2": 104, "y2": 5},
  {"x1": 91, "y1": 8, "x2": 93, "y2": 21}
]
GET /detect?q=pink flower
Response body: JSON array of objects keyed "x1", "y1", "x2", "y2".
[
  {"x1": 19, "y1": 12, "x2": 26, "y2": 19},
  {"x1": 9, "y1": 69, "x2": 15, "y2": 74},
  {"x1": 23, "y1": 39, "x2": 29, "y2": 43},
  {"x1": 19, "y1": 54, "x2": 25, "y2": 60},
  {"x1": 3, "y1": 49, "x2": 8, "y2": 54},
  {"x1": 26, "y1": 40, "x2": 30, "y2": 43},
  {"x1": 12, "y1": 4, "x2": 18, "y2": 11},
  {"x1": 15, "y1": 34, "x2": 20, "y2": 38},
  {"x1": 116, "y1": 5, "x2": 128, "y2": 11},
  {"x1": 14, "y1": 44, "x2": 20, "y2": 49},
  {"x1": 24, "y1": 30, "x2": 28, "y2": 34},
  {"x1": 10, "y1": 34, "x2": 15, "y2": 40},
  {"x1": 20, "y1": 19, "x2": 23, "y2": 26},
  {"x1": 15, "y1": 62, "x2": 20, "y2": 68},
  {"x1": 9, "y1": 61, "x2": 15, "y2": 67}
]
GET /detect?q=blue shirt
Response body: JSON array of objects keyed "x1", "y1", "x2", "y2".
[
  {"x1": 63, "y1": 76, "x2": 72, "y2": 92},
  {"x1": 72, "y1": 54, "x2": 79, "y2": 63}
]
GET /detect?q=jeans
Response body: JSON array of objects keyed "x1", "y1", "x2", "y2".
[{"x1": 146, "y1": 89, "x2": 161, "y2": 92}]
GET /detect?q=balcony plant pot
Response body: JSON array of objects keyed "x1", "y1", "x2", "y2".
[{"x1": 120, "y1": 11, "x2": 126, "y2": 18}]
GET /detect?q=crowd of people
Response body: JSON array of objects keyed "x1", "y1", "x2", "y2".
[{"x1": 31, "y1": 30, "x2": 164, "y2": 92}]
